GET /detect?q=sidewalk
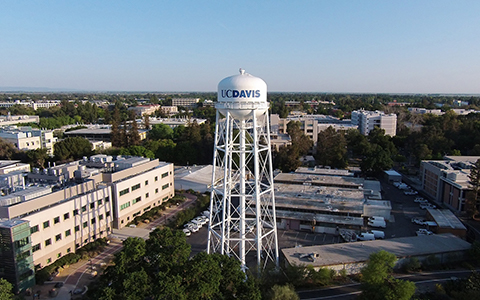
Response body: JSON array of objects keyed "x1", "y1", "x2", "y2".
[{"x1": 30, "y1": 193, "x2": 198, "y2": 299}]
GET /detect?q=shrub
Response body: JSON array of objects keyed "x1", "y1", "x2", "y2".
[{"x1": 403, "y1": 257, "x2": 421, "y2": 273}]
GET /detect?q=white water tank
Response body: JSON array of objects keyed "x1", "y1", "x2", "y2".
[{"x1": 217, "y1": 69, "x2": 268, "y2": 120}]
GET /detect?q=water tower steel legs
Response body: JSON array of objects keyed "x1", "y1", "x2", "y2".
[{"x1": 207, "y1": 109, "x2": 279, "y2": 271}]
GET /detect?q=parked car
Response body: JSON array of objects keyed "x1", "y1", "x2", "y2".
[
  {"x1": 416, "y1": 228, "x2": 433, "y2": 236},
  {"x1": 367, "y1": 230, "x2": 385, "y2": 239},
  {"x1": 182, "y1": 228, "x2": 191, "y2": 236},
  {"x1": 414, "y1": 197, "x2": 428, "y2": 203},
  {"x1": 368, "y1": 216, "x2": 385, "y2": 223},
  {"x1": 357, "y1": 232, "x2": 375, "y2": 241},
  {"x1": 411, "y1": 218, "x2": 427, "y2": 225},
  {"x1": 420, "y1": 203, "x2": 436, "y2": 209},
  {"x1": 404, "y1": 190, "x2": 418, "y2": 195},
  {"x1": 368, "y1": 219, "x2": 387, "y2": 228}
]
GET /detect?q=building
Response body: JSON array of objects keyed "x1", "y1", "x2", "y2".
[
  {"x1": 148, "y1": 117, "x2": 207, "y2": 129},
  {"x1": 174, "y1": 165, "x2": 222, "y2": 193},
  {"x1": 0, "y1": 114, "x2": 39, "y2": 126},
  {"x1": 172, "y1": 98, "x2": 200, "y2": 109},
  {"x1": 128, "y1": 104, "x2": 161, "y2": 116},
  {"x1": 282, "y1": 234, "x2": 470, "y2": 275},
  {"x1": 0, "y1": 155, "x2": 174, "y2": 291},
  {"x1": 420, "y1": 156, "x2": 480, "y2": 212},
  {"x1": 0, "y1": 100, "x2": 61, "y2": 110},
  {"x1": 0, "y1": 219, "x2": 35, "y2": 293},
  {"x1": 351, "y1": 109, "x2": 397, "y2": 136},
  {"x1": 160, "y1": 106, "x2": 178, "y2": 116},
  {"x1": 0, "y1": 126, "x2": 57, "y2": 155},
  {"x1": 270, "y1": 113, "x2": 356, "y2": 145},
  {"x1": 425, "y1": 209, "x2": 467, "y2": 238},
  {"x1": 63, "y1": 125, "x2": 148, "y2": 142}
]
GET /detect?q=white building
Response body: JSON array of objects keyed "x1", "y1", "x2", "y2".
[
  {"x1": 0, "y1": 155, "x2": 174, "y2": 270},
  {"x1": 172, "y1": 98, "x2": 200, "y2": 109},
  {"x1": 351, "y1": 109, "x2": 397, "y2": 136},
  {"x1": 0, "y1": 126, "x2": 56, "y2": 154},
  {"x1": 128, "y1": 104, "x2": 161, "y2": 116}
]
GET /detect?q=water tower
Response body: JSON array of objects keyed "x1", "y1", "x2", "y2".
[{"x1": 207, "y1": 69, "x2": 279, "y2": 271}]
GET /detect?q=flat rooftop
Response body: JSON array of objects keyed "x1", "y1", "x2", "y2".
[
  {"x1": 427, "y1": 209, "x2": 467, "y2": 230},
  {"x1": 295, "y1": 167, "x2": 354, "y2": 177},
  {"x1": 0, "y1": 218, "x2": 28, "y2": 228},
  {"x1": 274, "y1": 183, "x2": 364, "y2": 214},
  {"x1": 274, "y1": 173, "x2": 364, "y2": 188},
  {"x1": 282, "y1": 234, "x2": 471, "y2": 268},
  {"x1": 275, "y1": 210, "x2": 363, "y2": 226}
]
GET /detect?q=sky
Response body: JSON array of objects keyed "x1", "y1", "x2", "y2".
[{"x1": 1, "y1": 1, "x2": 479, "y2": 94}]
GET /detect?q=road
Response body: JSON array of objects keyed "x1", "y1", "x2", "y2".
[{"x1": 297, "y1": 269, "x2": 477, "y2": 299}]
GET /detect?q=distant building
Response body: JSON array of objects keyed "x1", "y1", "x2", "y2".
[
  {"x1": 0, "y1": 126, "x2": 56, "y2": 155},
  {"x1": 160, "y1": 106, "x2": 178, "y2": 116},
  {"x1": 0, "y1": 100, "x2": 61, "y2": 110},
  {"x1": 351, "y1": 109, "x2": 397, "y2": 136},
  {"x1": 172, "y1": 98, "x2": 200, "y2": 109},
  {"x1": 420, "y1": 156, "x2": 480, "y2": 212},
  {"x1": 64, "y1": 125, "x2": 147, "y2": 142},
  {"x1": 270, "y1": 113, "x2": 356, "y2": 145},
  {"x1": 0, "y1": 114, "x2": 39, "y2": 126},
  {"x1": 148, "y1": 117, "x2": 207, "y2": 129},
  {"x1": 128, "y1": 104, "x2": 160, "y2": 116}
]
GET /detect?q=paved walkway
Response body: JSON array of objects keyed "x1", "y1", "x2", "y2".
[{"x1": 31, "y1": 193, "x2": 198, "y2": 299}]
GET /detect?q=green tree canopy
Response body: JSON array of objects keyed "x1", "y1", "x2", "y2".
[{"x1": 53, "y1": 137, "x2": 93, "y2": 162}]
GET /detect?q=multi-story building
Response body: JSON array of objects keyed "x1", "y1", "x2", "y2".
[
  {"x1": 0, "y1": 155, "x2": 174, "y2": 292},
  {"x1": 0, "y1": 219, "x2": 35, "y2": 293},
  {"x1": 420, "y1": 156, "x2": 480, "y2": 212},
  {"x1": 160, "y1": 106, "x2": 178, "y2": 116},
  {"x1": 128, "y1": 104, "x2": 161, "y2": 116},
  {"x1": 351, "y1": 109, "x2": 397, "y2": 136},
  {"x1": 0, "y1": 114, "x2": 39, "y2": 126},
  {"x1": 172, "y1": 98, "x2": 200, "y2": 109},
  {"x1": 0, "y1": 126, "x2": 57, "y2": 155},
  {"x1": 0, "y1": 100, "x2": 61, "y2": 110},
  {"x1": 270, "y1": 113, "x2": 356, "y2": 145}
]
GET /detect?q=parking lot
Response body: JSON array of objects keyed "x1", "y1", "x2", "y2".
[{"x1": 186, "y1": 178, "x2": 435, "y2": 255}]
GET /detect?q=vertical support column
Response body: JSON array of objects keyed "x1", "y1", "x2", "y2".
[
  {"x1": 252, "y1": 112, "x2": 262, "y2": 267},
  {"x1": 220, "y1": 112, "x2": 231, "y2": 255},
  {"x1": 239, "y1": 118, "x2": 246, "y2": 270}
]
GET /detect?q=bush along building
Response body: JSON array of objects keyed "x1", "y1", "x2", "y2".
[{"x1": 0, "y1": 155, "x2": 174, "y2": 293}]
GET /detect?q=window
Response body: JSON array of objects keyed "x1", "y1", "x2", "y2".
[
  {"x1": 162, "y1": 184, "x2": 169, "y2": 190},
  {"x1": 55, "y1": 234, "x2": 62, "y2": 242},
  {"x1": 145, "y1": 180, "x2": 148, "y2": 186},
  {"x1": 155, "y1": 176, "x2": 158, "y2": 182},
  {"x1": 120, "y1": 202, "x2": 131, "y2": 211},
  {"x1": 119, "y1": 188, "x2": 129, "y2": 196},
  {"x1": 83, "y1": 222, "x2": 88, "y2": 228},
  {"x1": 90, "y1": 203, "x2": 95, "y2": 209},
  {"x1": 47, "y1": 258, "x2": 52, "y2": 264},
  {"x1": 43, "y1": 221, "x2": 50, "y2": 229},
  {"x1": 45, "y1": 239, "x2": 52, "y2": 247},
  {"x1": 54, "y1": 217, "x2": 60, "y2": 224},
  {"x1": 106, "y1": 211, "x2": 111, "y2": 217},
  {"x1": 67, "y1": 248, "x2": 71, "y2": 253},
  {"x1": 64, "y1": 213, "x2": 70, "y2": 220},
  {"x1": 91, "y1": 218, "x2": 96, "y2": 225},
  {"x1": 74, "y1": 225, "x2": 80, "y2": 232},
  {"x1": 161, "y1": 172, "x2": 168, "y2": 178},
  {"x1": 57, "y1": 253, "x2": 61, "y2": 258},
  {"x1": 30, "y1": 225, "x2": 39, "y2": 234},
  {"x1": 32, "y1": 244, "x2": 41, "y2": 252},
  {"x1": 81, "y1": 205, "x2": 87, "y2": 212},
  {"x1": 132, "y1": 197, "x2": 141, "y2": 205},
  {"x1": 105, "y1": 196, "x2": 110, "y2": 203},
  {"x1": 145, "y1": 193, "x2": 149, "y2": 198},
  {"x1": 155, "y1": 188, "x2": 159, "y2": 194},
  {"x1": 131, "y1": 183, "x2": 141, "y2": 191},
  {"x1": 65, "y1": 229, "x2": 71, "y2": 237},
  {"x1": 73, "y1": 209, "x2": 79, "y2": 216},
  {"x1": 99, "y1": 214, "x2": 104, "y2": 221},
  {"x1": 97, "y1": 199, "x2": 102, "y2": 206}
]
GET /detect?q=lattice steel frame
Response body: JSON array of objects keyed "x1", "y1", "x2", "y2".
[{"x1": 207, "y1": 108, "x2": 279, "y2": 271}]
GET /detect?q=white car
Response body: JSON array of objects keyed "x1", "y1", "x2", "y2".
[
  {"x1": 404, "y1": 190, "x2": 418, "y2": 195},
  {"x1": 420, "y1": 203, "x2": 436, "y2": 209},
  {"x1": 416, "y1": 228, "x2": 433, "y2": 236},
  {"x1": 411, "y1": 218, "x2": 426, "y2": 225},
  {"x1": 414, "y1": 197, "x2": 428, "y2": 203},
  {"x1": 188, "y1": 224, "x2": 199, "y2": 232},
  {"x1": 182, "y1": 228, "x2": 191, "y2": 236}
]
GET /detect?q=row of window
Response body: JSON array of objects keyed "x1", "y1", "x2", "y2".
[
  {"x1": 30, "y1": 197, "x2": 110, "y2": 234},
  {"x1": 119, "y1": 173, "x2": 171, "y2": 197}
]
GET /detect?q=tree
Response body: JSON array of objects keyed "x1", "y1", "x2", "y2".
[
  {"x1": 0, "y1": 278, "x2": 14, "y2": 300},
  {"x1": 127, "y1": 114, "x2": 141, "y2": 147},
  {"x1": 53, "y1": 137, "x2": 93, "y2": 161},
  {"x1": 359, "y1": 251, "x2": 415, "y2": 300},
  {"x1": 148, "y1": 124, "x2": 174, "y2": 140},
  {"x1": 466, "y1": 159, "x2": 480, "y2": 218},
  {"x1": 143, "y1": 114, "x2": 150, "y2": 130},
  {"x1": 267, "y1": 284, "x2": 299, "y2": 300},
  {"x1": 315, "y1": 127, "x2": 348, "y2": 168},
  {"x1": 26, "y1": 148, "x2": 49, "y2": 168}
]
